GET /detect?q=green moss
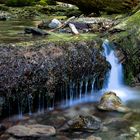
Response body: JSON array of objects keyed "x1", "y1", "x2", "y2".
[
  {"x1": 16, "y1": 33, "x2": 98, "y2": 47},
  {"x1": 109, "y1": 11, "x2": 140, "y2": 86}
]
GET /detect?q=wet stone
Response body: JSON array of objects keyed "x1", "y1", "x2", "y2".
[
  {"x1": 7, "y1": 124, "x2": 56, "y2": 138},
  {"x1": 60, "y1": 114, "x2": 102, "y2": 132}
]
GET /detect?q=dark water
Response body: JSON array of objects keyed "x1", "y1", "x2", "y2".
[{"x1": 0, "y1": 19, "x2": 42, "y2": 43}]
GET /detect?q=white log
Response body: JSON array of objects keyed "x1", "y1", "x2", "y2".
[{"x1": 69, "y1": 23, "x2": 79, "y2": 35}]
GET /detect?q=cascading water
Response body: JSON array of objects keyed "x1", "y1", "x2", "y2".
[
  {"x1": 102, "y1": 39, "x2": 140, "y2": 102},
  {"x1": 7, "y1": 39, "x2": 140, "y2": 121},
  {"x1": 102, "y1": 39, "x2": 124, "y2": 90}
]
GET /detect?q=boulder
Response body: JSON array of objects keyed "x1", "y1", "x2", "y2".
[
  {"x1": 55, "y1": 0, "x2": 139, "y2": 14},
  {"x1": 60, "y1": 114, "x2": 102, "y2": 132},
  {"x1": 7, "y1": 124, "x2": 56, "y2": 137},
  {"x1": 48, "y1": 19, "x2": 62, "y2": 29},
  {"x1": 97, "y1": 91, "x2": 131, "y2": 113},
  {"x1": 24, "y1": 27, "x2": 49, "y2": 36}
]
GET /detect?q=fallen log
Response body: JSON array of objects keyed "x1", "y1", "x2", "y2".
[{"x1": 69, "y1": 23, "x2": 79, "y2": 35}]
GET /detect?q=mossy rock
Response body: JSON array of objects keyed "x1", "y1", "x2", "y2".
[{"x1": 109, "y1": 11, "x2": 140, "y2": 86}]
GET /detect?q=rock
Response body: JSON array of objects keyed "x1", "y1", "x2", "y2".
[
  {"x1": 0, "y1": 124, "x2": 6, "y2": 131},
  {"x1": 24, "y1": 27, "x2": 49, "y2": 36},
  {"x1": 48, "y1": 19, "x2": 62, "y2": 29},
  {"x1": 101, "y1": 126, "x2": 108, "y2": 132},
  {"x1": 103, "y1": 118, "x2": 131, "y2": 130},
  {"x1": 73, "y1": 136, "x2": 102, "y2": 140},
  {"x1": 86, "y1": 135, "x2": 102, "y2": 140},
  {"x1": 8, "y1": 138, "x2": 17, "y2": 140},
  {"x1": 0, "y1": 15, "x2": 7, "y2": 20},
  {"x1": 130, "y1": 127, "x2": 137, "y2": 134},
  {"x1": 7, "y1": 124, "x2": 56, "y2": 137},
  {"x1": 54, "y1": 0, "x2": 139, "y2": 14},
  {"x1": 60, "y1": 114, "x2": 102, "y2": 132},
  {"x1": 97, "y1": 91, "x2": 131, "y2": 113}
]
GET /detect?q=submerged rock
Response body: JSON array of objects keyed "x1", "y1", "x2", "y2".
[
  {"x1": 0, "y1": 15, "x2": 7, "y2": 20},
  {"x1": 24, "y1": 27, "x2": 49, "y2": 36},
  {"x1": 7, "y1": 124, "x2": 56, "y2": 137},
  {"x1": 98, "y1": 91, "x2": 131, "y2": 113}
]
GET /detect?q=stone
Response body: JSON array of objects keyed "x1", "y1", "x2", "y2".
[
  {"x1": 54, "y1": 0, "x2": 139, "y2": 14},
  {"x1": 7, "y1": 124, "x2": 56, "y2": 137},
  {"x1": 8, "y1": 138, "x2": 17, "y2": 140},
  {"x1": 60, "y1": 114, "x2": 102, "y2": 132},
  {"x1": 48, "y1": 19, "x2": 62, "y2": 29},
  {"x1": 86, "y1": 135, "x2": 102, "y2": 140},
  {"x1": 103, "y1": 118, "x2": 131, "y2": 130},
  {"x1": 0, "y1": 15, "x2": 7, "y2": 21},
  {"x1": 102, "y1": 126, "x2": 108, "y2": 132},
  {"x1": 24, "y1": 27, "x2": 49, "y2": 36},
  {"x1": 0, "y1": 124, "x2": 6, "y2": 132},
  {"x1": 97, "y1": 91, "x2": 131, "y2": 113}
]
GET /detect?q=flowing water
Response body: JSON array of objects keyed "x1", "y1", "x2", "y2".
[
  {"x1": 60, "y1": 39, "x2": 140, "y2": 109},
  {"x1": 1, "y1": 18, "x2": 140, "y2": 120}
]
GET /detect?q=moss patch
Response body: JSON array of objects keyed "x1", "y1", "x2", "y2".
[{"x1": 16, "y1": 33, "x2": 98, "y2": 47}]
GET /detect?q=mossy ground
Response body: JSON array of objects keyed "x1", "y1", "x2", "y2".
[{"x1": 16, "y1": 33, "x2": 98, "y2": 47}]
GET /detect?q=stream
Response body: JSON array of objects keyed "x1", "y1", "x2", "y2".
[
  {"x1": 0, "y1": 19, "x2": 140, "y2": 140},
  {"x1": 0, "y1": 19, "x2": 44, "y2": 43}
]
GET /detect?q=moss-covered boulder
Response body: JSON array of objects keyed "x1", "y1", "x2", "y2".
[{"x1": 55, "y1": 0, "x2": 139, "y2": 14}]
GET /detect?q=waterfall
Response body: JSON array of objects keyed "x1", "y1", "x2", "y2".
[
  {"x1": 85, "y1": 79, "x2": 88, "y2": 98},
  {"x1": 79, "y1": 81, "x2": 83, "y2": 100},
  {"x1": 102, "y1": 39, "x2": 124, "y2": 90}
]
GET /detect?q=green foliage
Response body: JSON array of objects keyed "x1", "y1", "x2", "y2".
[
  {"x1": 65, "y1": 8, "x2": 82, "y2": 17},
  {"x1": 125, "y1": 71, "x2": 134, "y2": 85},
  {"x1": 6, "y1": 0, "x2": 35, "y2": 7},
  {"x1": 38, "y1": 0, "x2": 56, "y2": 6},
  {"x1": 38, "y1": 0, "x2": 47, "y2": 6},
  {"x1": 46, "y1": 0, "x2": 56, "y2": 5}
]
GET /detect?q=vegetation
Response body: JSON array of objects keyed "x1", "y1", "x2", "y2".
[
  {"x1": 5, "y1": 0, "x2": 56, "y2": 6},
  {"x1": 6, "y1": 0, "x2": 35, "y2": 6}
]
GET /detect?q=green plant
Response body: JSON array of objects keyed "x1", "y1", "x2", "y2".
[{"x1": 38, "y1": 0, "x2": 47, "y2": 6}]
